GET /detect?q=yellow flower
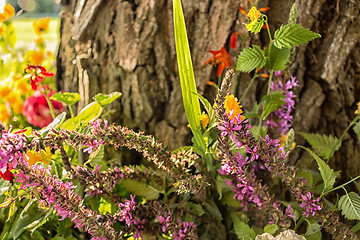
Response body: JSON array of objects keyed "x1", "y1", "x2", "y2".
[
  {"x1": 279, "y1": 134, "x2": 296, "y2": 150},
  {"x1": 201, "y1": 112, "x2": 209, "y2": 129},
  {"x1": 0, "y1": 4, "x2": 15, "y2": 22},
  {"x1": 0, "y1": 104, "x2": 10, "y2": 122},
  {"x1": 355, "y1": 102, "x2": 360, "y2": 115},
  {"x1": 26, "y1": 50, "x2": 45, "y2": 65},
  {"x1": 247, "y1": 6, "x2": 261, "y2": 22},
  {"x1": 33, "y1": 17, "x2": 50, "y2": 35},
  {"x1": 0, "y1": 85, "x2": 11, "y2": 98},
  {"x1": 224, "y1": 94, "x2": 245, "y2": 122},
  {"x1": 25, "y1": 147, "x2": 52, "y2": 166},
  {"x1": 6, "y1": 92, "x2": 23, "y2": 114}
]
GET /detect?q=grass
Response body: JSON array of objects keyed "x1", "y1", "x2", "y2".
[{"x1": 12, "y1": 17, "x2": 59, "y2": 42}]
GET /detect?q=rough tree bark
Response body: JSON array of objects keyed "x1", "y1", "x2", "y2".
[{"x1": 57, "y1": 0, "x2": 360, "y2": 177}]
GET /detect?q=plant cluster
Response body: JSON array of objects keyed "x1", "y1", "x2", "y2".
[{"x1": 0, "y1": 1, "x2": 360, "y2": 240}]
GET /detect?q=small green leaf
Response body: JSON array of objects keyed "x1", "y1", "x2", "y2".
[
  {"x1": 93, "y1": 92, "x2": 122, "y2": 107},
  {"x1": 40, "y1": 112, "x2": 66, "y2": 136},
  {"x1": 236, "y1": 45, "x2": 266, "y2": 73},
  {"x1": 185, "y1": 202, "x2": 205, "y2": 217},
  {"x1": 353, "y1": 121, "x2": 360, "y2": 141},
  {"x1": 50, "y1": 92, "x2": 81, "y2": 106},
  {"x1": 274, "y1": 24, "x2": 321, "y2": 49},
  {"x1": 261, "y1": 92, "x2": 286, "y2": 120},
  {"x1": 303, "y1": 221, "x2": 322, "y2": 240},
  {"x1": 98, "y1": 197, "x2": 113, "y2": 214},
  {"x1": 61, "y1": 102, "x2": 103, "y2": 130},
  {"x1": 298, "y1": 132, "x2": 341, "y2": 160},
  {"x1": 231, "y1": 217, "x2": 256, "y2": 240},
  {"x1": 264, "y1": 224, "x2": 278, "y2": 235},
  {"x1": 338, "y1": 192, "x2": 360, "y2": 220},
  {"x1": 300, "y1": 147, "x2": 338, "y2": 193},
  {"x1": 249, "y1": 126, "x2": 267, "y2": 139},
  {"x1": 121, "y1": 179, "x2": 160, "y2": 200},
  {"x1": 266, "y1": 45, "x2": 291, "y2": 71},
  {"x1": 244, "y1": 102, "x2": 260, "y2": 119}
]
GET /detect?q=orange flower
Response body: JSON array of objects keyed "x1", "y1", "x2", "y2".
[
  {"x1": 239, "y1": 7, "x2": 247, "y2": 16},
  {"x1": 0, "y1": 104, "x2": 10, "y2": 122},
  {"x1": 355, "y1": 102, "x2": 360, "y2": 115},
  {"x1": 25, "y1": 147, "x2": 51, "y2": 166},
  {"x1": 27, "y1": 50, "x2": 45, "y2": 65},
  {"x1": 33, "y1": 17, "x2": 50, "y2": 35},
  {"x1": 259, "y1": 7, "x2": 270, "y2": 12},
  {"x1": 224, "y1": 94, "x2": 245, "y2": 122},
  {"x1": 205, "y1": 47, "x2": 230, "y2": 77},
  {"x1": 230, "y1": 32, "x2": 240, "y2": 49}
]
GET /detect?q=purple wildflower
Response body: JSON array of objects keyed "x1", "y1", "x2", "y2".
[
  {"x1": 265, "y1": 75, "x2": 299, "y2": 135},
  {"x1": 300, "y1": 192, "x2": 321, "y2": 217},
  {"x1": 285, "y1": 205, "x2": 296, "y2": 219}
]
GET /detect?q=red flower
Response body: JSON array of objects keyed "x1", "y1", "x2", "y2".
[
  {"x1": 22, "y1": 90, "x2": 63, "y2": 128},
  {"x1": 0, "y1": 164, "x2": 13, "y2": 183},
  {"x1": 25, "y1": 65, "x2": 55, "y2": 90},
  {"x1": 205, "y1": 47, "x2": 231, "y2": 77}
]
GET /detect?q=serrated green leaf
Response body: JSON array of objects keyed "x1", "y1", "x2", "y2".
[
  {"x1": 173, "y1": 0, "x2": 205, "y2": 153},
  {"x1": 93, "y1": 92, "x2": 122, "y2": 107},
  {"x1": 338, "y1": 192, "x2": 360, "y2": 220},
  {"x1": 264, "y1": 224, "x2": 278, "y2": 235},
  {"x1": 121, "y1": 179, "x2": 160, "y2": 200},
  {"x1": 236, "y1": 45, "x2": 266, "y2": 73},
  {"x1": 298, "y1": 132, "x2": 341, "y2": 160},
  {"x1": 50, "y1": 92, "x2": 81, "y2": 106},
  {"x1": 231, "y1": 217, "x2": 256, "y2": 240},
  {"x1": 261, "y1": 92, "x2": 285, "y2": 120},
  {"x1": 244, "y1": 102, "x2": 260, "y2": 119},
  {"x1": 266, "y1": 46, "x2": 291, "y2": 71},
  {"x1": 274, "y1": 24, "x2": 321, "y2": 49},
  {"x1": 353, "y1": 121, "x2": 360, "y2": 141},
  {"x1": 249, "y1": 126, "x2": 267, "y2": 139},
  {"x1": 185, "y1": 202, "x2": 205, "y2": 217},
  {"x1": 300, "y1": 147, "x2": 338, "y2": 193}
]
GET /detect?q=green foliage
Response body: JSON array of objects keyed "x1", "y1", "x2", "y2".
[
  {"x1": 264, "y1": 224, "x2": 278, "y2": 235},
  {"x1": 231, "y1": 215, "x2": 256, "y2": 240},
  {"x1": 50, "y1": 92, "x2": 80, "y2": 106},
  {"x1": 300, "y1": 147, "x2": 338, "y2": 194},
  {"x1": 173, "y1": 0, "x2": 205, "y2": 153},
  {"x1": 303, "y1": 221, "x2": 322, "y2": 240},
  {"x1": 298, "y1": 132, "x2": 341, "y2": 160},
  {"x1": 61, "y1": 102, "x2": 102, "y2": 130},
  {"x1": 236, "y1": 45, "x2": 266, "y2": 73},
  {"x1": 288, "y1": 3, "x2": 298, "y2": 25},
  {"x1": 338, "y1": 192, "x2": 360, "y2": 220},
  {"x1": 121, "y1": 179, "x2": 160, "y2": 201},
  {"x1": 274, "y1": 24, "x2": 321, "y2": 49},
  {"x1": 265, "y1": 45, "x2": 291, "y2": 71},
  {"x1": 261, "y1": 92, "x2": 286, "y2": 120},
  {"x1": 0, "y1": 22, "x2": 16, "y2": 53},
  {"x1": 40, "y1": 112, "x2": 66, "y2": 136},
  {"x1": 93, "y1": 92, "x2": 122, "y2": 107}
]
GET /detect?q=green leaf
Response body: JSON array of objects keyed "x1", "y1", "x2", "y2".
[
  {"x1": 61, "y1": 102, "x2": 103, "y2": 130},
  {"x1": 98, "y1": 197, "x2": 113, "y2": 214},
  {"x1": 266, "y1": 45, "x2": 291, "y2": 71},
  {"x1": 244, "y1": 102, "x2": 260, "y2": 119},
  {"x1": 40, "y1": 112, "x2": 67, "y2": 136},
  {"x1": 303, "y1": 221, "x2": 322, "y2": 240},
  {"x1": 236, "y1": 45, "x2": 266, "y2": 73},
  {"x1": 298, "y1": 132, "x2": 341, "y2": 160},
  {"x1": 185, "y1": 202, "x2": 205, "y2": 217},
  {"x1": 274, "y1": 24, "x2": 321, "y2": 49},
  {"x1": 173, "y1": 0, "x2": 205, "y2": 153},
  {"x1": 300, "y1": 147, "x2": 338, "y2": 193},
  {"x1": 93, "y1": 92, "x2": 122, "y2": 107},
  {"x1": 338, "y1": 192, "x2": 360, "y2": 220},
  {"x1": 264, "y1": 224, "x2": 278, "y2": 235},
  {"x1": 121, "y1": 179, "x2": 160, "y2": 201},
  {"x1": 350, "y1": 221, "x2": 360, "y2": 233},
  {"x1": 353, "y1": 121, "x2": 360, "y2": 141},
  {"x1": 249, "y1": 126, "x2": 267, "y2": 139},
  {"x1": 261, "y1": 92, "x2": 286, "y2": 120},
  {"x1": 50, "y1": 92, "x2": 81, "y2": 106},
  {"x1": 231, "y1": 217, "x2": 256, "y2": 240}
]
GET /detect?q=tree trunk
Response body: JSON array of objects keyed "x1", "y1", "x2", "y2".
[{"x1": 57, "y1": 0, "x2": 360, "y2": 177}]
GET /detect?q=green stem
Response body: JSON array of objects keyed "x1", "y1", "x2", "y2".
[
  {"x1": 323, "y1": 174, "x2": 360, "y2": 197},
  {"x1": 239, "y1": 71, "x2": 258, "y2": 103},
  {"x1": 42, "y1": 86, "x2": 56, "y2": 119},
  {"x1": 217, "y1": 74, "x2": 222, "y2": 88},
  {"x1": 294, "y1": 215, "x2": 305, "y2": 231},
  {"x1": 264, "y1": 16, "x2": 272, "y2": 43},
  {"x1": 68, "y1": 105, "x2": 75, "y2": 119},
  {"x1": 339, "y1": 115, "x2": 360, "y2": 142},
  {"x1": 267, "y1": 70, "x2": 274, "y2": 95}
]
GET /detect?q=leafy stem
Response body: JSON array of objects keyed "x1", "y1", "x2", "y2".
[
  {"x1": 239, "y1": 70, "x2": 258, "y2": 103},
  {"x1": 41, "y1": 86, "x2": 56, "y2": 119},
  {"x1": 323, "y1": 174, "x2": 360, "y2": 197},
  {"x1": 339, "y1": 115, "x2": 360, "y2": 142}
]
